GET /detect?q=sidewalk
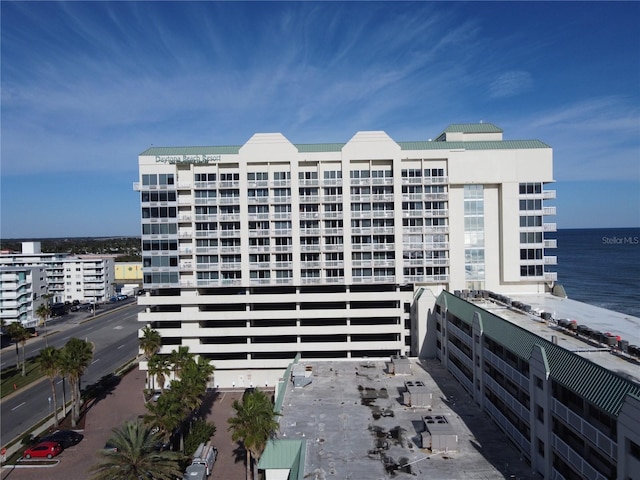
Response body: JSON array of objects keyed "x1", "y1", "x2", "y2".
[
  {"x1": 1, "y1": 367, "x2": 147, "y2": 480},
  {"x1": 1, "y1": 367, "x2": 248, "y2": 480}
]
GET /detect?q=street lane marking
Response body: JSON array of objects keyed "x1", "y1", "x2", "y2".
[
  {"x1": 12, "y1": 402, "x2": 26, "y2": 411},
  {"x1": 117, "y1": 344, "x2": 125, "y2": 349},
  {"x1": 91, "y1": 359, "x2": 100, "y2": 364}
]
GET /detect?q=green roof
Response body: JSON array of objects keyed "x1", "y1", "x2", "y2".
[
  {"x1": 139, "y1": 146, "x2": 241, "y2": 156},
  {"x1": 140, "y1": 139, "x2": 548, "y2": 157},
  {"x1": 398, "y1": 140, "x2": 549, "y2": 150},
  {"x1": 258, "y1": 439, "x2": 305, "y2": 479},
  {"x1": 438, "y1": 291, "x2": 640, "y2": 417},
  {"x1": 441, "y1": 123, "x2": 503, "y2": 134}
]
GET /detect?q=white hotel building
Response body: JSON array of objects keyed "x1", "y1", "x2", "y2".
[
  {"x1": 0, "y1": 242, "x2": 116, "y2": 320},
  {"x1": 135, "y1": 123, "x2": 558, "y2": 387}
]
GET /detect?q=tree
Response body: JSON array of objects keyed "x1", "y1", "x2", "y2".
[
  {"x1": 147, "y1": 354, "x2": 171, "y2": 393},
  {"x1": 7, "y1": 322, "x2": 31, "y2": 376},
  {"x1": 144, "y1": 355, "x2": 216, "y2": 454},
  {"x1": 169, "y1": 345, "x2": 192, "y2": 380},
  {"x1": 180, "y1": 356, "x2": 215, "y2": 401},
  {"x1": 228, "y1": 388, "x2": 280, "y2": 480},
  {"x1": 143, "y1": 390, "x2": 184, "y2": 441},
  {"x1": 5, "y1": 322, "x2": 26, "y2": 371},
  {"x1": 35, "y1": 294, "x2": 53, "y2": 346},
  {"x1": 90, "y1": 419, "x2": 183, "y2": 480},
  {"x1": 184, "y1": 419, "x2": 216, "y2": 456},
  {"x1": 38, "y1": 346, "x2": 61, "y2": 426},
  {"x1": 139, "y1": 326, "x2": 162, "y2": 361},
  {"x1": 60, "y1": 337, "x2": 94, "y2": 427}
]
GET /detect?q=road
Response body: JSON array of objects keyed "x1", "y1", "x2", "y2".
[{"x1": 0, "y1": 303, "x2": 143, "y2": 445}]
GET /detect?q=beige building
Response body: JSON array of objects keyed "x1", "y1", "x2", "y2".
[
  {"x1": 135, "y1": 123, "x2": 556, "y2": 387},
  {"x1": 115, "y1": 262, "x2": 143, "y2": 282}
]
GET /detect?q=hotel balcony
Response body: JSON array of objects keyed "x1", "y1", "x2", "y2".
[
  {"x1": 544, "y1": 271, "x2": 558, "y2": 281},
  {"x1": 247, "y1": 196, "x2": 269, "y2": 204},
  {"x1": 194, "y1": 181, "x2": 217, "y2": 189},
  {"x1": 248, "y1": 213, "x2": 270, "y2": 221},
  {"x1": 543, "y1": 206, "x2": 556, "y2": 216},
  {"x1": 544, "y1": 238, "x2": 557, "y2": 249},
  {"x1": 543, "y1": 223, "x2": 557, "y2": 232},
  {"x1": 320, "y1": 179, "x2": 342, "y2": 187},
  {"x1": 543, "y1": 256, "x2": 557, "y2": 265},
  {"x1": 543, "y1": 190, "x2": 556, "y2": 199},
  {"x1": 322, "y1": 212, "x2": 344, "y2": 219},
  {"x1": 196, "y1": 246, "x2": 219, "y2": 254},
  {"x1": 218, "y1": 197, "x2": 240, "y2": 205},
  {"x1": 299, "y1": 179, "x2": 320, "y2": 187},
  {"x1": 195, "y1": 231, "x2": 218, "y2": 238}
]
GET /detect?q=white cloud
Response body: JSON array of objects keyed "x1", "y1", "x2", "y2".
[{"x1": 488, "y1": 71, "x2": 534, "y2": 99}]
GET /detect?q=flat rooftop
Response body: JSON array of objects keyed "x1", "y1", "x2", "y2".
[
  {"x1": 473, "y1": 293, "x2": 640, "y2": 384},
  {"x1": 279, "y1": 359, "x2": 538, "y2": 480}
]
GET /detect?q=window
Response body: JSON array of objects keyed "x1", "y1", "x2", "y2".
[
  {"x1": 195, "y1": 173, "x2": 216, "y2": 182},
  {"x1": 537, "y1": 405, "x2": 544, "y2": 423},
  {"x1": 299, "y1": 171, "x2": 318, "y2": 180},
  {"x1": 248, "y1": 172, "x2": 268, "y2": 181},
  {"x1": 630, "y1": 439, "x2": 640, "y2": 461},
  {"x1": 323, "y1": 170, "x2": 342, "y2": 179},
  {"x1": 520, "y1": 215, "x2": 542, "y2": 227},
  {"x1": 273, "y1": 171, "x2": 290, "y2": 180},
  {"x1": 248, "y1": 188, "x2": 268, "y2": 197},
  {"x1": 220, "y1": 172, "x2": 239, "y2": 181},
  {"x1": 141, "y1": 191, "x2": 177, "y2": 202},
  {"x1": 538, "y1": 439, "x2": 544, "y2": 457},
  {"x1": 520, "y1": 249, "x2": 543, "y2": 260},
  {"x1": 519, "y1": 183, "x2": 542, "y2": 194},
  {"x1": 401, "y1": 169, "x2": 421, "y2": 178}
]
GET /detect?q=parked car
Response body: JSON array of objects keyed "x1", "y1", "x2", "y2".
[
  {"x1": 103, "y1": 441, "x2": 118, "y2": 452},
  {"x1": 23, "y1": 441, "x2": 63, "y2": 459},
  {"x1": 40, "y1": 430, "x2": 83, "y2": 449}
]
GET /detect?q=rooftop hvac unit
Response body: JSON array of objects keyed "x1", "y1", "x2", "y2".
[{"x1": 291, "y1": 364, "x2": 313, "y2": 388}]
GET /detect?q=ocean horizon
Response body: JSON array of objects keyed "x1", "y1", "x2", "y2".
[{"x1": 549, "y1": 227, "x2": 640, "y2": 318}]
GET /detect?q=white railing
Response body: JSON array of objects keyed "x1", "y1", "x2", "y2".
[{"x1": 551, "y1": 399, "x2": 617, "y2": 459}]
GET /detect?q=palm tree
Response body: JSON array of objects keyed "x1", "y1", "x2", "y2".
[
  {"x1": 143, "y1": 389, "x2": 185, "y2": 441},
  {"x1": 90, "y1": 419, "x2": 183, "y2": 480},
  {"x1": 169, "y1": 346, "x2": 192, "y2": 380},
  {"x1": 37, "y1": 346, "x2": 61, "y2": 426},
  {"x1": 60, "y1": 337, "x2": 94, "y2": 427},
  {"x1": 139, "y1": 326, "x2": 162, "y2": 361},
  {"x1": 181, "y1": 356, "x2": 215, "y2": 396},
  {"x1": 35, "y1": 294, "x2": 53, "y2": 346},
  {"x1": 228, "y1": 388, "x2": 280, "y2": 480},
  {"x1": 147, "y1": 354, "x2": 171, "y2": 393},
  {"x1": 5, "y1": 322, "x2": 25, "y2": 371},
  {"x1": 6, "y1": 322, "x2": 31, "y2": 377}
]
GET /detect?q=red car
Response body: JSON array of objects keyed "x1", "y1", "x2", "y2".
[{"x1": 23, "y1": 441, "x2": 63, "y2": 459}]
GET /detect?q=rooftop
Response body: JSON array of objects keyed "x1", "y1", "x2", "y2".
[
  {"x1": 139, "y1": 123, "x2": 549, "y2": 156},
  {"x1": 278, "y1": 358, "x2": 536, "y2": 480},
  {"x1": 440, "y1": 291, "x2": 640, "y2": 417}
]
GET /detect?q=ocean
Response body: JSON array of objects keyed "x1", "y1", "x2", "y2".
[{"x1": 548, "y1": 228, "x2": 640, "y2": 318}]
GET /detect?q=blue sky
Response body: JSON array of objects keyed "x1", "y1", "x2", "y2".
[{"x1": 1, "y1": 1, "x2": 639, "y2": 238}]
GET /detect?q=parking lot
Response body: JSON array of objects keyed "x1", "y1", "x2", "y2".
[{"x1": 0, "y1": 367, "x2": 247, "y2": 480}]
